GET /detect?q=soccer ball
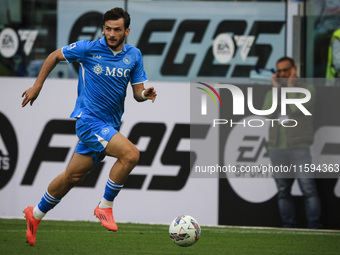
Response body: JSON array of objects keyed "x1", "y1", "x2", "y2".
[{"x1": 169, "y1": 215, "x2": 201, "y2": 247}]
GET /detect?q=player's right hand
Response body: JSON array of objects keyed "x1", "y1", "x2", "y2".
[{"x1": 22, "y1": 86, "x2": 41, "y2": 107}]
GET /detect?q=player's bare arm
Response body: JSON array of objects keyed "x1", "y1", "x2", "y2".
[
  {"x1": 132, "y1": 83, "x2": 157, "y2": 103},
  {"x1": 22, "y1": 49, "x2": 65, "y2": 107}
]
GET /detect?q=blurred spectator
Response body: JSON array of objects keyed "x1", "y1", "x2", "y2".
[
  {"x1": 326, "y1": 27, "x2": 340, "y2": 85},
  {"x1": 262, "y1": 57, "x2": 321, "y2": 229}
]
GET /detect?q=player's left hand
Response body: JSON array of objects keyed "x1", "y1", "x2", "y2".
[{"x1": 144, "y1": 87, "x2": 157, "y2": 103}]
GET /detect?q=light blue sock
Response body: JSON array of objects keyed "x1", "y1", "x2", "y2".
[
  {"x1": 99, "y1": 179, "x2": 123, "y2": 208},
  {"x1": 37, "y1": 191, "x2": 61, "y2": 214}
]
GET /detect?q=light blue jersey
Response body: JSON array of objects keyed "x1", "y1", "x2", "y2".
[
  {"x1": 62, "y1": 37, "x2": 148, "y2": 128},
  {"x1": 62, "y1": 37, "x2": 147, "y2": 163}
]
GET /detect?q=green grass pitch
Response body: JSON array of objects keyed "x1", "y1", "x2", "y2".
[{"x1": 1, "y1": 218, "x2": 340, "y2": 255}]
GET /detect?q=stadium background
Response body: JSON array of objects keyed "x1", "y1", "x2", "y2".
[{"x1": 0, "y1": 0, "x2": 340, "y2": 229}]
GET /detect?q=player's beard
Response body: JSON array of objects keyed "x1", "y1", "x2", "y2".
[{"x1": 106, "y1": 34, "x2": 126, "y2": 51}]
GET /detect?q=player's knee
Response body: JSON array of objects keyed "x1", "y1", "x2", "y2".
[
  {"x1": 65, "y1": 172, "x2": 86, "y2": 186},
  {"x1": 124, "y1": 147, "x2": 140, "y2": 167}
]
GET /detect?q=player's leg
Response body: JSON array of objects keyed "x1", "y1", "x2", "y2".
[
  {"x1": 46, "y1": 152, "x2": 95, "y2": 199},
  {"x1": 102, "y1": 132, "x2": 139, "y2": 204},
  {"x1": 34, "y1": 152, "x2": 95, "y2": 216},
  {"x1": 95, "y1": 132, "x2": 139, "y2": 231},
  {"x1": 105, "y1": 132, "x2": 139, "y2": 183},
  {"x1": 24, "y1": 152, "x2": 95, "y2": 246}
]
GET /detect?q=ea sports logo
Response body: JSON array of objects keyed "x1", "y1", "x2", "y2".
[
  {"x1": 223, "y1": 116, "x2": 277, "y2": 203},
  {"x1": 0, "y1": 112, "x2": 18, "y2": 190},
  {"x1": 213, "y1": 33, "x2": 235, "y2": 64},
  {"x1": 0, "y1": 28, "x2": 19, "y2": 58}
]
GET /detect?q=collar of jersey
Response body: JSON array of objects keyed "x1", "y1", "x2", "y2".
[{"x1": 100, "y1": 36, "x2": 127, "y2": 52}]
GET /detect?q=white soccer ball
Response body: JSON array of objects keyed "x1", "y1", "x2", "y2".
[{"x1": 169, "y1": 215, "x2": 201, "y2": 247}]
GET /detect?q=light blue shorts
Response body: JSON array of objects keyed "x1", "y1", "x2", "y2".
[{"x1": 75, "y1": 114, "x2": 119, "y2": 165}]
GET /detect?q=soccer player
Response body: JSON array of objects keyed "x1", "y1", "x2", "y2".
[{"x1": 21, "y1": 7, "x2": 157, "y2": 246}]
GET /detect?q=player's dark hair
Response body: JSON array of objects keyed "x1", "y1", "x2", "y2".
[
  {"x1": 276, "y1": 56, "x2": 295, "y2": 67},
  {"x1": 103, "y1": 7, "x2": 130, "y2": 29}
]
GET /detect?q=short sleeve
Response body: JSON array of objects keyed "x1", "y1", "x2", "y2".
[
  {"x1": 62, "y1": 41, "x2": 88, "y2": 63},
  {"x1": 130, "y1": 50, "x2": 148, "y2": 85}
]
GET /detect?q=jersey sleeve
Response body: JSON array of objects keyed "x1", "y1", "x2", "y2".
[
  {"x1": 62, "y1": 41, "x2": 88, "y2": 63},
  {"x1": 130, "y1": 49, "x2": 148, "y2": 85}
]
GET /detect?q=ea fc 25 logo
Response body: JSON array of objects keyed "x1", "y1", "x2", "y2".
[{"x1": 0, "y1": 112, "x2": 18, "y2": 190}]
